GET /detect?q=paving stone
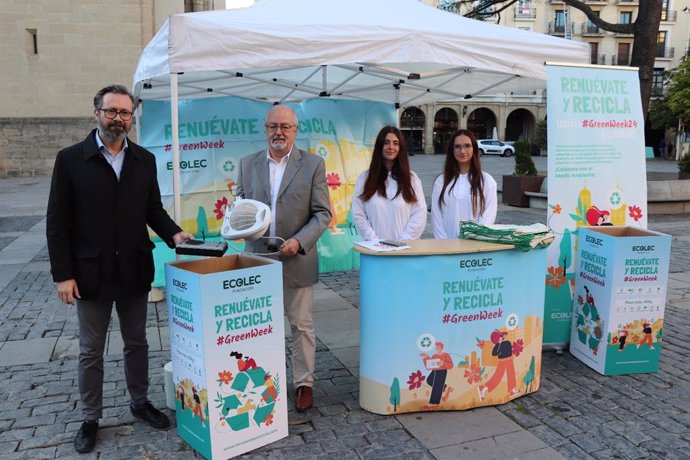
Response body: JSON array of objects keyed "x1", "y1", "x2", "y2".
[
  {"x1": 364, "y1": 428, "x2": 412, "y2": 445},
  {"x1": 319, "y1": 435, "x2": 371, "y2": 453},
  {"x1": 555, "y1": 442, "x2": 595, "y2": 459},
  {"x1": 569, "y1": 431, "x2": 607, "y2": 454},
  {"x1": 332, "y1": 423, "x2": 369, "y2": 439}
]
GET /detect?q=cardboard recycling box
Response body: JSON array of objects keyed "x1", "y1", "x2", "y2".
[
  {"x1": 165, "y1": 254, "x2": 287, "y2": 459},
  {"x1": 570, "y1": 227, "x2": 671, "y2": 375}
]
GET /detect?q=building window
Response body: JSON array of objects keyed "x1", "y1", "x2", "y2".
[
  {"x1": 589, "y1": 42, "x2": 599, "y2": 64},
  {"x1": 661, "y1": 0, "x2": 669, "y2": 22},
  {"x1": 651, "y1": 68, "x2": 666, "y2": 96},
  {"x1": 617, "y1": 42, "x2": 631, "y2": 66},
  {"x1": 657, "y1": 31, "x2": 668, "y2": 57},
  {"x1": 619, "y1": 11, "x2": 632, "y2": 25},
  {"x1": 554, "y1": 10, "x2": 565, "y2": 33},
  {"x1": 26, "y1": 29, "x2": 38, "y2": 55}
]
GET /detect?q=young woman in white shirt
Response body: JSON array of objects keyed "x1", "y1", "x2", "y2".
[
  {"x1": 431, "y1": 129, "x2": 497, "y2": 239},
  {"x1": 351, "y1": 126, "x2": 427, "y2": 241}
]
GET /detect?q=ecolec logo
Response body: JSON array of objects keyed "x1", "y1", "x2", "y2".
[
  {"x1": 223, "y1": 275, "x2": 262, "y2": 290},
  {"x1": 459, "y1": 257, "x2": 492, "y2": 270},
  {"x1": 172, "y1": 279, "x2": 187, "y2": 291}
]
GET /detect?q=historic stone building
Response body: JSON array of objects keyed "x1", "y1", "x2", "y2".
[
  {"x1": 411, "y1": 0, "x2": 690, "y2": 154},
  {"x1": 0, "y1": 0, "x2": 225, "y2": 176},
  {"x1": 1, "y1": 0, "x2": 688, "y2": 174}
]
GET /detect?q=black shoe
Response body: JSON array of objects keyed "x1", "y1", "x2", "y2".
[
  {"x1": 130, "y1": 402, "x2": 171, "y2": 429},
  {"x1": 74, "y1": 421, "x2": 98, "y2": 454}
]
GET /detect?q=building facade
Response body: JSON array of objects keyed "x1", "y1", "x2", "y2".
[
  {"x1": 1, "y1": 0, "x2": 688, "y2": 174},
  {"x1": 0, "y1": 0, "x2": 225, "y2": 176},
  {"x1": 411, "y1": 0, "x2": 690, "y2": 155}
]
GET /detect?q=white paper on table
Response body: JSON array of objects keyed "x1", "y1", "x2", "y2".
[{"x1": 354, "y1": 240, "x2": 411, "y2": 252}]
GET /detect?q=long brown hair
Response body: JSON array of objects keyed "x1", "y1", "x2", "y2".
[
  {"x1": 437, "y1": 129, "x2": 486, "y2": 217},
  {"x1": 359, "y1": 126, "x2": 418, "y2": 203}
]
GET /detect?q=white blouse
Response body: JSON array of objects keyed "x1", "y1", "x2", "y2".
[
  {"x1": 431, "y1": 172, "x2": 497, "y2": 239},
  {"x1": 351, "y1": 170, "x2": 427, "y2": 241}
]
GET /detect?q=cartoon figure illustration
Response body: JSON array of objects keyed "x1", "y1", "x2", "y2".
[
  {"x1": 586, "y1": 205, "x2": 613, "y2": 226},
  {"x1": 478, "y1": 330, "x2": 519, "y2": 401},
  {"x1": 638, "y1": 322, "x2": 654, "y2": 349},
  {"x1": 177, "y1": 383, "x2": 186, "y2": 412},
  {"x1": 230, "y1": 350, "x2": 257, "y2": 371},
  {"x1": 192, "y1": 386, "x2": 206, "y2": 427},
  {"x1": 584, "y1": 285, "x2": 595, "y2": 307},
  {"x1": 617, "y1": 329, "x2": 628, "y2": 352},
  {"x1": 420, "y1": 341, "x2": 453, "y2": 408},
  {"x1": 262, "y1": 374, "x2": 278, "y2": 404}
]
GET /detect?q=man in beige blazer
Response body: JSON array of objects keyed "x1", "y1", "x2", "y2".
[{"x1": 235, "y1": 105, "x2": 331, "y2": 412}]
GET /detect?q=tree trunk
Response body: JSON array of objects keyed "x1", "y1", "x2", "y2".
[{"x1": 631, "y1": 1, "x2": 664, "y2": 120}]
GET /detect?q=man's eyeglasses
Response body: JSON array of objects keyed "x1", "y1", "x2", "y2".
[
  {"x1": 265, "y1": 124, "x2": 295, "y2": 133},
  {"x1": 99, "y1": 108, "x2": 134, "y2": 121}
]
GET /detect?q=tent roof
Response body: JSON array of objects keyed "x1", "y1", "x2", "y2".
[{"x1": 133, "y1": 0, "x2": 590, "y2": 105}]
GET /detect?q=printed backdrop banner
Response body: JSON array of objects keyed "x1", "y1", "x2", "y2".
[
  {"x1": 139, "y1": 97, "x2": 396, "y2": 285},
  {"x1": 544, "y1": 64, "x2": 647, "y2": 347}
]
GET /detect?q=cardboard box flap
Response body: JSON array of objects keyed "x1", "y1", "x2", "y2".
[
  {"x1": 584, "y1": 226, "x2": 667, "y2": 238},
  {"x1": 169, "y1": 254, "x2": 275, "y2": 275}
]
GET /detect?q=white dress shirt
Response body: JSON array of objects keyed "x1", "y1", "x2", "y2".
[
  {"x1": 351, "y1": 170, "x2": 427, "y2": 241},
  {"x1": 267, "y1": 147, "x2": 291, "y2": 239},
  {"x1": 431, "y1": 171, "x2": 497, "y2": 239}
]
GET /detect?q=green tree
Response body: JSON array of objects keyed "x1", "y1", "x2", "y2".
[
  {"x1": 389, "y1": 378, "x2": 401, "y2": 412},
  {"x1": 666, "y1": 57, "x2": 690, "y2": 123},
  {"x1": 440, "y1": 0, "x2": 663, "y2": 119},
  {"x1": 522, "y1": 356, "x2": 535, "y2": 392},
  {"x1": 649, "y1": 96, "x2": 677, "y2": 131},
  {"x1": 513, "y1": 139, "x2": 537, "y2": 176}
]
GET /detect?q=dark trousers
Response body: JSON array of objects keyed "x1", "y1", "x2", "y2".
[
  {"x1": 426, "y1": 369, "x2": 447, "y2": 405},
  {"x1": 77, "y1": 294, "x2": 149, "y2": 421}
]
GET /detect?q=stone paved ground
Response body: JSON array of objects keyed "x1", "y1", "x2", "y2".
[
  {"x1": 2, "y1": 167, "x2": 690, "y2": 459},
  {"x1": 321, "y1": 209, "x2": 690, "y2": 460}
]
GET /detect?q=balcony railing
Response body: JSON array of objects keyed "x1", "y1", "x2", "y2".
[
  {"x1": 548, "y1": 21, "x2": 573, "y2": 35},
  {"x1": 656, "y1": 47, "x2": 675, "y2": 59},
  {"x1": 661, "y1": 10, "x2": 677, "y2": 22},
  {"x1": 514, "y1": 6, "x2": 536, "y2": 19},
  {"x1": 612, "y1": 54, "x2": 631, "y2": 66},
  {"x1": 581, "y1": 23, "x2": 603, "y2": 35},
  {"x1": 591, "y1": 54, "x2": 607, "y2": 65},
  {"x1": 616, "y1": 0, "x2": 638, "y2": 5}
]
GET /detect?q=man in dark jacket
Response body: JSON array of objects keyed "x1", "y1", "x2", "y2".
[{"x1": 47, "y1": 84, "x2": 193, "y2": 454}]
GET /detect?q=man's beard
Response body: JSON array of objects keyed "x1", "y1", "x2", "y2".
[
  {"x1": 270, "y1": 137, "x2": 287, "y2": 151},
  {"x1": 98, "y1": 119, "x2": 128, "y2": 143}
]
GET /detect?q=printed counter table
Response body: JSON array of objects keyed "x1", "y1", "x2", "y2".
[
  {"x1": 355, "y1": 239, "x2": 547, "y2": 414},
  {"x1": 165, "y1": 254, "x2": 288, "y2": 459}
]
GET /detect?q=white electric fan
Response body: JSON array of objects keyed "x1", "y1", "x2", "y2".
[{"x1": 221, "y1": 198, "x2": 271, "y2": 242}]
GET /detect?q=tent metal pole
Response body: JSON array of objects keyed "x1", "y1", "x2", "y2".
[{"x1": 171, "y1": 73, "x2": 182, "y2": 225}]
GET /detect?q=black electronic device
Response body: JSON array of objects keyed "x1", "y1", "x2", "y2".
[
  {"x1": 175, "y1": 239, "x2": 228, "y2": 257},
  {"x1": 379, "y1": 239, "x2": 405, "y2": 247}
]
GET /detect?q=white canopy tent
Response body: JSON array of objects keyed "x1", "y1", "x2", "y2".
[{"x1": 132, "y1": 0, "x2": 590, "y2": 219}]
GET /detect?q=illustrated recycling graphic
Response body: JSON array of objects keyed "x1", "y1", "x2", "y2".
[{"x1": 213, "y1": 354, "x2": 281, "y2": 433}]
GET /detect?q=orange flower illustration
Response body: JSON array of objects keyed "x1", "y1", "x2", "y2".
[
  {"x1": 464, "y1": 365, "x2": 482, "y2": 384},
  {"x1": 217, "y1": 370, "x2": 233, "y2": 385},
  {"x1": 546, "y1": 266, "x2": 566, "y2": 289},
  {"x1": 551, "y1": 203, "x2": 562, "y2": 215},
  {"x1": 264, "y1": 413, "x2": 274, "y2": 426}
]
